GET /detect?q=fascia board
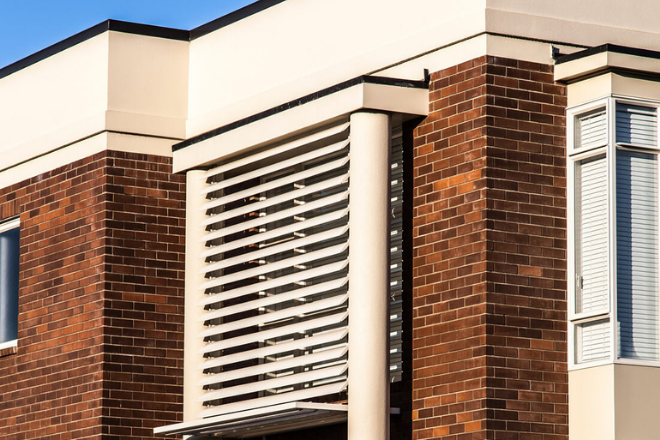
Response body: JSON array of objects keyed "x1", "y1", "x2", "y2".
[
  {"x1": 173, "y1": 81, "x2": 429, "y2": 173},
  {"x1": 556, "y1": 51, "x2": 660, "y2": 83}
]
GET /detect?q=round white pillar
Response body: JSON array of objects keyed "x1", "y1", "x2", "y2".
[{"x1": 348, "y1": 111, "x2": 391, "y2": 440}]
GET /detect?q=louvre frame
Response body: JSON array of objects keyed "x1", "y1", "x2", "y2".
[{"x1": 569, "y1": 96, "x2": 660, "y2": 369}]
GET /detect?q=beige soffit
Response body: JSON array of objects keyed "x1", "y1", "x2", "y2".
[{"x1": 172, "y1": 77, "x2": 429, "y2": 174}]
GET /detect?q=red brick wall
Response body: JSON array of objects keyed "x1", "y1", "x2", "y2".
[
  {"x1": 0, "y1": 150, "x2": 185, "y2": 440},
  {"x1": 411, "y1": 56, "x2": 567, "y2": 440}
]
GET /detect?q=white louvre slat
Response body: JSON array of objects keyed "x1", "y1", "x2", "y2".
[
  {"x1": 199, "y1": 311, "x2": 348, "y2": 355},
  {"x1": 197, "y1": 382, "x2": 347, "y2": 419},
  {"x1": 201, "y1": 225, "x2": 348, "y2": 275},
  {"x1": 198, "y1": 328, "x2": 348, "y2": 371},
  {"x1": 203, "y1": 140, "x2": 349, "y2": 195},
  {"x1": 198, "y1": 346, "x2": 348, "y2": 387},
  {"x1": 202, "y1": 156, "x2": 349, "y2": 211},
  {"x1": 199, "y1": 261, "x2": 348, "y2": 307},
  {"x1": 203, "y1": 122, "x2": 349, "y2": 180},
  {"x1": 200, "y1": 242, "x2": 348, "y2": 291},
  {"x1": 616, "y1": 149, "x2": 659, "y2": 361},
  {"x1": 199, "y1": 364, "x2": 348, "y2": 403},
  {"x1": 201, "y1": 173, "x2": 349, "y2": 226},
  {"x1": 199, "y1": 293, "x2": 348, "y2": 338},
  {"x1": 201, "y1": 191, "x2": 348, "y2": 243},
  {"x1": 201, "y1": 208, "x2": 349, "y2": 259},
  {"x1": 200, "y1": 277, "x2": 348, "y2": 322}
]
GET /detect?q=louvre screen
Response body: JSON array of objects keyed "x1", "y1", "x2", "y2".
[{"x1": 194, "y1": 120, "x2": 405, "y2": 419}]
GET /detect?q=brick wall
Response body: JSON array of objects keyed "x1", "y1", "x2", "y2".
[
  {"x1": 411, "y1": 56, "x2": 567, "y2": 440},
  {"x1": 0, "y1": 150, "x2": 185, "y2": 440}
]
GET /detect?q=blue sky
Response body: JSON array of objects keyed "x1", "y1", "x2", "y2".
[{"x1": 0, "y1": 0, "x2": 257, "y2": 69}]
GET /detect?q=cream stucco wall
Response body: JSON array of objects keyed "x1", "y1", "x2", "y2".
[
  {"x1": 0, "y1": 33, "x2": 110, "y2": 171},
  {"x1": 0, "y1": 30, "x2": 188, "y2": 182},
  {"x1": 570, "y1": 364, "x2": 660, "y2": 440},
  {"x1": 569, "y1": 365, "x2": 615, "y2": 440},
  {"x1": 106, "y1": 32, "x2": 189, "y2": 140},
  {"x1": 185, "y1": 0, "x2": 660, "y2": 140},
  {"x1": 186, "y1": 0, "x2": 487, "y2": 138}
]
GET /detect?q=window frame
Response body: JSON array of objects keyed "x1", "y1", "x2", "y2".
[
  {"x1": 568, "y1": 96, "x2": 660, "y2": 370},
  {"x1": 0, "y1": 217, "x2": 20, "y2": 351}
]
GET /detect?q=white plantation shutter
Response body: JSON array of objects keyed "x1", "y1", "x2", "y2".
[
  {"x1": 575, "y1": 154, "x2": 611, "y2": 362},
  {"x1": 616, "y1": 104, "x2": 658, "y2": 148},
  {"x1": 576, "y1": 155, "x2": 609, "y2": 314},
  {"x1": 616, "y1": 150, "x2": 660, "y2": 360},
  {"x1": 578, "y1": 319, "x2": 611, "y2": 362},
  {"x1": 577, "y1": 109, "x2": 608, "y2": 150}
]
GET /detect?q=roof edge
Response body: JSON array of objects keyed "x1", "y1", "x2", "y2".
[
  {"x1": 556, "y1": 43, "x2": 660, "y2": 65},
  {"x1": 191, "y1": 0, "x2": 288, "y2": 40},
  {"x1": 0, "y1": 19, "x2": 189, "y2": 80}
]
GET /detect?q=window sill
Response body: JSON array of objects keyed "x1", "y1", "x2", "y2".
[{"x1": 0, "y1": 340, "x2": 17, "y2": 358}]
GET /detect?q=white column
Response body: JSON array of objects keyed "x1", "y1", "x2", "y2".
[
  {"x1": 348, "y1": 111, "x2": 391, "y2": 440},
  {"x1": 183, "y1": 170, "x2": 208, "y2": 423}
]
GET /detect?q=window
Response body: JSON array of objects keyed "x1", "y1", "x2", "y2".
[
  {"x1": 0, "y1": 218, "x2": 19, "y2": 349},
  {"x1": 570, "y1": 99, "x2": 660, "y2": 366}
]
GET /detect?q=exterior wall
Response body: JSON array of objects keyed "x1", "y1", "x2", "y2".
[
  {"x1": 0, "y1": 31, "x2": 187, "y2": 175},
  {"x1": 412, "y1": 56, "x2": 567, "y2": 440},
  {"x1": 0, "y1": 151, "x2": 185, "y2": 440}
]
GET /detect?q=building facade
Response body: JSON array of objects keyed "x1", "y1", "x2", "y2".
[{"x1": 1, "y1": 1, "x2": 660, "y2": 439}]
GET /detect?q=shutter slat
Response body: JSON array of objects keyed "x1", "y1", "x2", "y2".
[
  {"x1": 197, "y1": 382, "x2": 347, "y2": 419},
  {"x1": 201, "y1": 208, "x2": 348, "y2": 259},
  {"x1": 201, "y1": 191, "x2": 348, "y2": 243},
  {"x1": 201, "y1": 225, "x2": 348, "y2": 275},
  {"x1": 199, "y1": 293, "x2": 348, "y2": 338},
  {"x1": 198, "y1": 328, "x2": 348, "y2": 371},
  {"x1": 203, "y1": 140, "x2": 349, "y2": 194},
  {"x1": 198, "y1": 346, "x2": 348, "y2": 387},
  {"x1": 199, "y1": 364, "x2": 348, "y2": 402},
  {"x1": 200, "y1": 261, "x2": 348, "y2": 307},
  {"x1": 200, "y1": 277, "x2": 348, "y2": 322},
  {"x1": 199, "y1": 242, "x2": 348, "y2": 291},
  {"x1": 199, "y1": 311, "x2": 348, "y2": 355},
  {"x1": 203, "y1": 123, "x2": 349, "y2": 180},
  {"x1": 201, "y1": 173, "x2": 349, "y2": 226}
]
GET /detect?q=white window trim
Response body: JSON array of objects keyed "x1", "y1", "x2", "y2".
[
  {"x1": 0, "y1": 217, "x2": 19, "y2": 234},
  {"x1": 0, "y1": 216, "x2": 19, "y2": 350},
  {"x1": 568, "y1": 97, "x2": 660, "y2": 370}
]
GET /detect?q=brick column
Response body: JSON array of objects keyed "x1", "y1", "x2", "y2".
[
  {"x1": 0, "y1": 150, "x2": 185, "y2": 440},
  {"x1": 411, "y1": 56, "x2": 568, "y2": 440}
]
